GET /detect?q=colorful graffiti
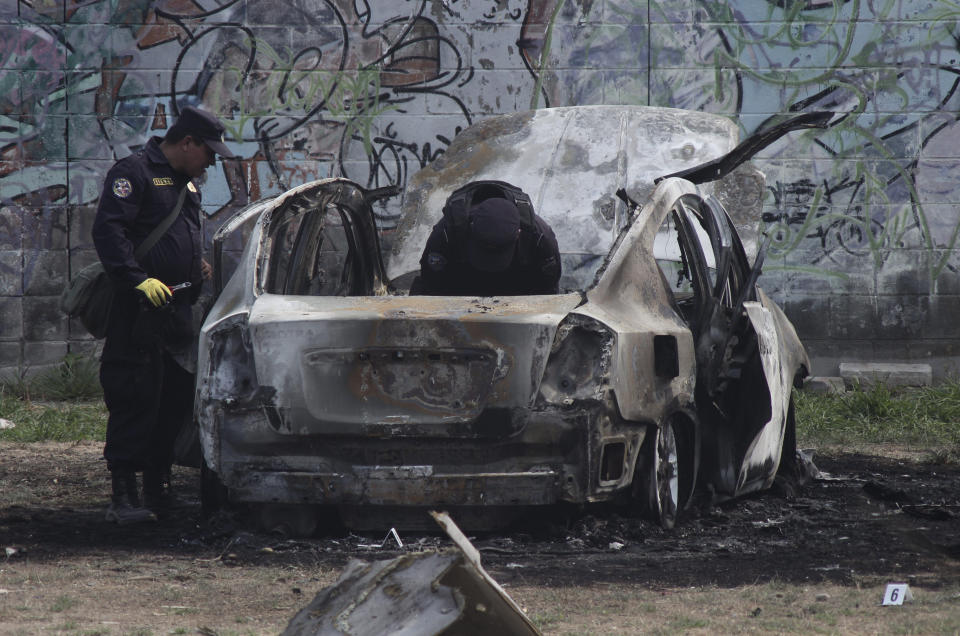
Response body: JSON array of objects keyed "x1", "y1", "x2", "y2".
[
  {"x1": 3, "y1": 0, "x2": 960, "y2": 372},
  {"x1": 524, "y1": 0, "x2": 960, "y2": 286},
  {"x1": 2, "y1": 0, "x2": 488, "y2": 223}
]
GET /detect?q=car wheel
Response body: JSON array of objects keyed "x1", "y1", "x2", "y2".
[{"x1": 642, "y1": 420, "x2": 680, "y2": 529}]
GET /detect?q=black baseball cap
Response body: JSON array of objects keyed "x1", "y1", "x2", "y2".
[
  {"x1": 174, "y1": 106, "x2": 235, "y2": 158},
  {"x1": 467, "y1": 197, "x2": 522, "y2": 272}
]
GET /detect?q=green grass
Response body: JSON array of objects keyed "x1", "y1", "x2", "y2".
[
  {"x1": 796, "y1": 380, "x2": 960, "y2": 454},
  {"x1": 49, "y1": 595, "x2": 79, "y2": 613},
  {"x1": 0, "y1": 354, "x2": 107, "y2": 442},
  {"x1": 0, "y1": 391, "x2": 107, "y2": 442},
  {"x1": 1, "y1": 353, "x2": 102, "y2": 401},
  {"x1": 2, "y1": 353, "x2": 960, "y2": 458}
]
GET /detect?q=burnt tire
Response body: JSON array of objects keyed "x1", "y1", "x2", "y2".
[
  {"x1": 637, "y1": 420, "x2": 681, "y2": 529},
  {"x1": 635, "y1": 416, "x2": 697, "y2": 529}
]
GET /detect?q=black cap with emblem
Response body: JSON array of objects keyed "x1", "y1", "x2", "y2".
[{"x1": 172, "y1": 106, "x2": 235, "y2": 158}]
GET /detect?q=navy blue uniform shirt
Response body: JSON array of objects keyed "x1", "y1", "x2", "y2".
[
  {"x1": 92, "y1": 137, "x2": 203, "y2": 362},
  {"x1": 92, "y1": 136, "x2": 203, "y2": 298}
]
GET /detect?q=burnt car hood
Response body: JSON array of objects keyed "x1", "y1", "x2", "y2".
[
  {"x1": 237, "y1": 293, "x2": 581, "y2": 433},
  {"x1": 388, "y1": 105, "x2": 745, "y2": 288}
]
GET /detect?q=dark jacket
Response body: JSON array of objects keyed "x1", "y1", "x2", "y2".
[
  {"x1": 413, "y1": 212, "x2": 561, "y2": 296},
  {"x1": 92, "y1": 137, "x2": 203, "y2": 362}
]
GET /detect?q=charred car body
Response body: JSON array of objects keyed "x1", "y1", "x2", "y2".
[{"x1": 197, "y1": 106, "x2": 826, "y2": 529}]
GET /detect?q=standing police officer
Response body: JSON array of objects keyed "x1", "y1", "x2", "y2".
[
  {"x1": 411, "y1": 181, "x2": 561, "y2": 296},
  {"x1": 92, "y1": 106, "x2": 234, "y2": 524}
]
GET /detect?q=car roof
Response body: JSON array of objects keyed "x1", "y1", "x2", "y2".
[{"x1": 386, "y1": 105, "x2": 739, "y2": 280}]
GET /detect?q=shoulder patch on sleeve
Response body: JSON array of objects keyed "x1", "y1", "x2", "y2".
[{"x1": 112, "y1": 177, "x2": 132, "y2": 199}]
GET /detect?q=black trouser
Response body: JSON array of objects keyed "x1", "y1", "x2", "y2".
[{"x1": 100, "y1": 349, "x2": 194, "y2": 473}]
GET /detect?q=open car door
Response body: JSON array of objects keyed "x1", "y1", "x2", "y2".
[{"x1": 657, "y1": 190, "x2": 796, "y2": 499}]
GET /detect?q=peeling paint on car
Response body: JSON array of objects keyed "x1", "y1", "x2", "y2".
[{"x1": 196, "y1": 106, "x2": 812, "y2": 530}]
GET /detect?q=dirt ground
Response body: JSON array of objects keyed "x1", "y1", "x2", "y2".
[{"x1": 1, "y1": 442, "x2": 959, "y2": 634}]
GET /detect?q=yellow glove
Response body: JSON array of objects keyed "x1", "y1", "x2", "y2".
[{"x1": 135, "y1": 278, "x2": 172, "y2": 307}]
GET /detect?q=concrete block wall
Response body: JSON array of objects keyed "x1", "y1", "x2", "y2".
[{"x1": 2, "y1": 1, "x2": 959, "y2": 379}]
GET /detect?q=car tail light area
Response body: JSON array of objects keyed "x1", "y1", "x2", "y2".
[
  {"x1": 538, "y1": 314, "x2": 614, "y2": 405},
  {"x1": 202, "y1": 321, "x2": 260, "y2": 405},
  {"x1": 537, "y1": 315, "x2": 652, "y2": 500}
]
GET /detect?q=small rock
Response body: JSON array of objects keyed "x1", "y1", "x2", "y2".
[{"x1": 804, "y1": 377, "x2": 844, "y2": 394}]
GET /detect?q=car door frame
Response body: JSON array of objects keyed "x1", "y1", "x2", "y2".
[{"x1": 666, "y1": 191, "x2": 789, "y2": 497}]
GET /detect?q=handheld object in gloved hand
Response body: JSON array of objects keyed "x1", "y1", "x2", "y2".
[{"x1": 135, "y1": 278, "x2": 172, "y2": 307}]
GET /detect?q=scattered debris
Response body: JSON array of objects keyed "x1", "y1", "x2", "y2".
[
  {"x1": 282, "y1": 512, "x2": 541, "y2": 635},
  {"x1": 901, "y1": 504, "x2": 956, "y2": 521},
  {"x1": 863, "y1": 481, "x2": 914, "y2": 505},
  {"x1": 382, "y1": 527, "x2": 403, "y2": 548}
]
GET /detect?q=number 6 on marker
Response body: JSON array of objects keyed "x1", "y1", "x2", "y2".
[{"x1": 882, "y1": 583, "x2": 913, "y2": 606}]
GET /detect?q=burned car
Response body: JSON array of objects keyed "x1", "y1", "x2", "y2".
[{"x1": 196, "y1": 106, "x2": 826, "y2": 530}]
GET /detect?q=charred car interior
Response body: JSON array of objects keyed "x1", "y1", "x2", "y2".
[{"x1": 195, "y1": 106, "x2": 827, "y2": 531}]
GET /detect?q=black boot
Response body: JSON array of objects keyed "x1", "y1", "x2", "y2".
[
  {"x1": 105, "y1": 471, "x2": 156, "y2": 525},
  {"x1": 144, "y1": 466, "x2": 176, "y2": 519}
]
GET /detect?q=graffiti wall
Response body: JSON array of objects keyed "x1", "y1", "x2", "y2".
[{"x1": 2, "y1": 0, "x2": 959, "y2": 377}]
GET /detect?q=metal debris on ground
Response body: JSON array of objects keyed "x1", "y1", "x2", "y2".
[
  {"x1": 382, "y1": 527, "x2": 403, "y2": 548},
  {"x1": 282, "y1": 511, "x2": 541, "y2": 635}
]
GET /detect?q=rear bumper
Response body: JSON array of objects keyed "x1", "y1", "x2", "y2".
[
  {"x1": 228, "y1": 467, "x2": 562, "y2": 506},
  {"x1": 204, "y1": 398, "x2": 651, "y2": 507}
]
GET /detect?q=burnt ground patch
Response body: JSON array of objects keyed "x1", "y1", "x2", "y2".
[
  {"x1": 483, "y1": 454, "x2": 960, "y2": 588},
  {"x1": 1, "y1": 446, "x2": 958, "y2": 591}
]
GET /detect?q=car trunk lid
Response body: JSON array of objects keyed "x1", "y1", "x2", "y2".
[{"x1": 247, "y1": 293, "x2": 583, "y2": 435}]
